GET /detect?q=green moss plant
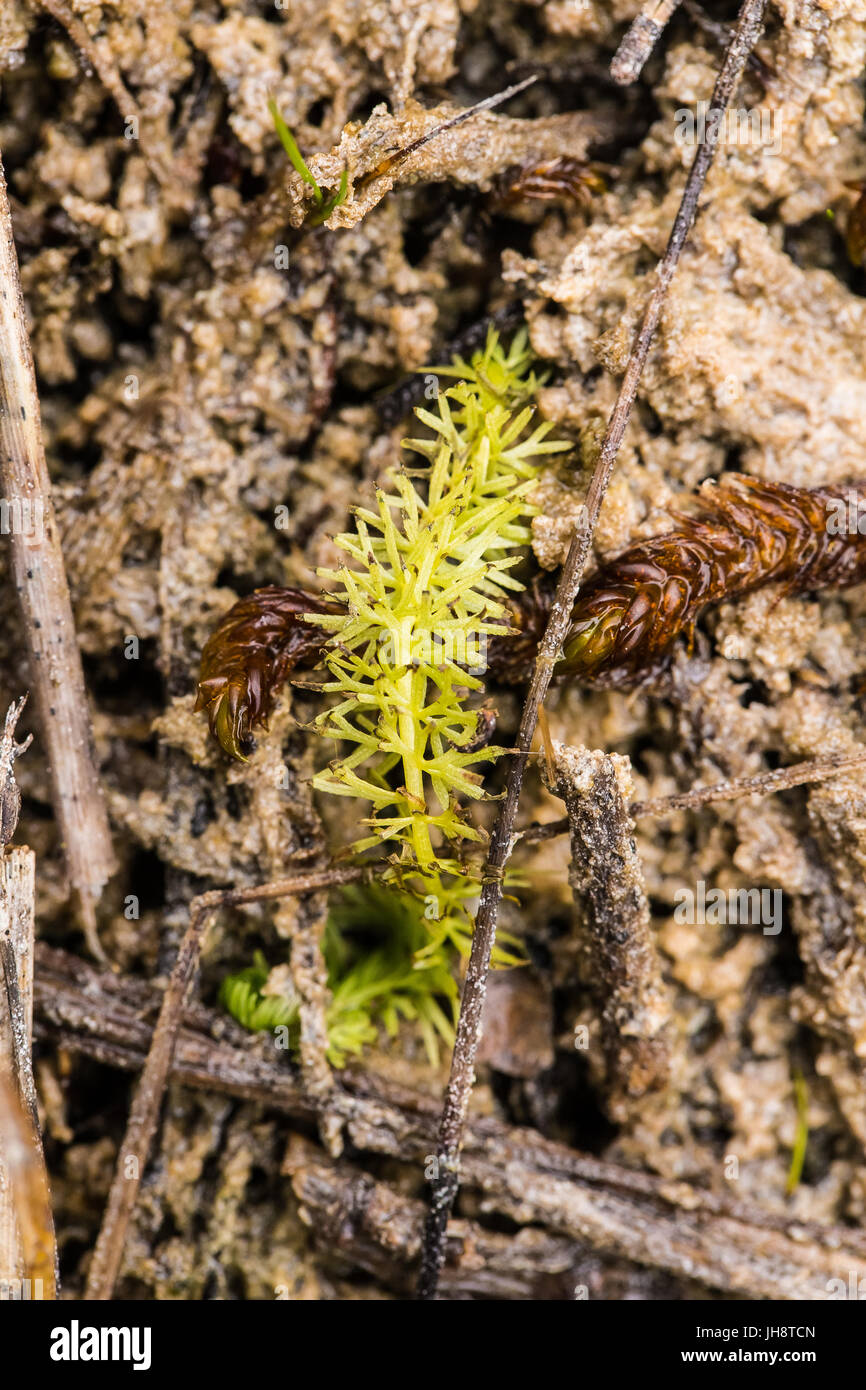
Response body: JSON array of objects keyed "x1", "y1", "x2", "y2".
[{"x1": 223, "y1": 327, "x2": 569, "y2": 1059}]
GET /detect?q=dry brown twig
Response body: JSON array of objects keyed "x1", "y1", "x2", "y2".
[
  {"x1": 0, "y1": 152, "x2": 116, "y2": 957},
  {"x1": 522, "y1": 748, "x2": 866, "y2": 844},
  {"x1": 611, "y1": 1, "x2": 684, "y2": 85},
  {"x1": 417, "y1": 0, "x2": 769, "y2": 1299},
  {"x1": 83, "y1": 859, "x2": 362, "y2": 1301},
  {"x1": 683, "y1": 0, "x2": 780, "y2": 90},
  {"x1": 284, "y1": 1134, "x2": 863, "y2": 1301}
]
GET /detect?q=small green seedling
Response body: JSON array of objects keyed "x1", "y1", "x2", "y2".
[
  {"x1": 268, "y1": 98, "x2": 348, "y2": 225},
  {"x1": 785, "y1": 1069, "x2": 809, "y2": 1196}
]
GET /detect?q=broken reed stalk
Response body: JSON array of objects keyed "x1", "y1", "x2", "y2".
[
  {"x1": 0, "y1": 697, "x2": 57, "y2": 1296},
  {"x1": 544, "y1": 743, "x2": 672, "y2": 1121},
  {"x1": 611, "y1": 1, "x2": 684, "y2": 85},
  {"x1": 0, "y1": 1075, "x2": 56, "y2": 1299},
  {"x1": 522, "y1": 748, "x2": 866, "y2": 844},
  {"x1": 0, "y1": 153, "x2": 116, "y2": 954},
  {"x1": 416, "y1": 0, "x2": 769, "y2": 1300},
  {"x1": 0, "y1": 933, "x2": 58, "y2": 1298},
  {"x1": 0, "y1": 856, "x2": 36, "y2": 1289},
  {"x1": 84, "y1": 860, "x2": 361, "y2": 1301}
]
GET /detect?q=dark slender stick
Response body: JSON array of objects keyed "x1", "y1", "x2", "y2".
[
  {"x1": 416, "y1": 0, "x2": 768, "y2": 1300},
  {"x1": 84, "y1": 860, "x2": 360, "y2": 1301},
  {"x1": 521, "y1": 749, "x2": 866, "y2": 844},
  {"x1": 683, "y1": 0, "x2": 778, "y2": 87},
  {"x1": 632, "y1": 748, "x2": 866, "y2": 817}
]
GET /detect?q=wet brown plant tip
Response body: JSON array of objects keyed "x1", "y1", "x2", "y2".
[
  {"x1": 194, "y1": 585, "x2": 339, "y2": 759},
  {"x1": 490, "y1": 156, "x2": 607, "y2": 212},
  {"x1": 490, "y1": 476, "x2": 866, "y2": 688}
]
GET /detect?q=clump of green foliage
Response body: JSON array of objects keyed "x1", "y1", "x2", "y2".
[
  {"x1": 310, "y1": 327, "x2": 570, "y2": 873},
  {"x1": 221, "y1": 883, "x2": 458, "y2": 1066},
  {"x1": 221, "y1": 952, "x2": 299, "y2": 1036},
  {"x1": 223, "y1": 329, "x2": 568, "y2": 1061}
]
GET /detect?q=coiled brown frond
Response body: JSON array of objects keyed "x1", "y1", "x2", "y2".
[
  {"x1": 489, "y1": 477, "x2": 866, "y2": 688},
  {"x1": 194, "y1": 586, "x2": 337, "y2": 759}
]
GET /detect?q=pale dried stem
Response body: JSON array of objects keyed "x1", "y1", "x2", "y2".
[
  {"x1": 0, "y1": 153, "x2": 116, "y2": 953},
  {"x1": 0, "y1": 841, "x2": 57, "y2": 1296},
  {"x1": 0, "y1": 1073, "x2": 55, "y2": 1299}
]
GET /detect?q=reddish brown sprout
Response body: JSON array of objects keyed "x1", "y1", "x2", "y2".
[
  {"x1": 194, "y1": 585, "x2": 338, "y2": 759},
  {"x1": 491, "y1": 156, "x2": 607, "y2": 211},
  {"x1": 845, "y1": 182, "x2": 866, "y2": 268},
  {"x1": 490, "y1": 476, "x2": 866, "y2": 688}
]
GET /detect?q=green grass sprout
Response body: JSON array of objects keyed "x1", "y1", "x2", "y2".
[
  {"x1": 268, "y1": 98, "x2": 348, "y2": 224},
  {"x1": 785, "y1": 1069, "x2": 810, "y2": 1196}
]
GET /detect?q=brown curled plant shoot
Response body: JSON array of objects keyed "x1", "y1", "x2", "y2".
[{"x1": 196, "y1": 328, "x2": 866, "y2": 1063}]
